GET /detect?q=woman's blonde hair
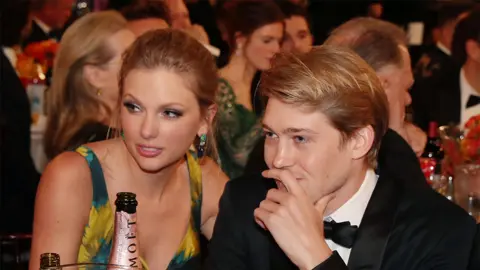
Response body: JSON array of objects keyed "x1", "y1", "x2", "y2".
[
  {"x1": 116, "y1": 29, "x2": 219, "y2": 160},
  {"x1": 260, "y1": 45, "x2": 389, "y2": 167},
  {"x1": 44, "y1": 11, "x2": 127, "y2": 159}
]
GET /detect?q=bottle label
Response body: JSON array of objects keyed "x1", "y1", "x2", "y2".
[
  {"x1": 419, "y1": 157, "x2": 436, "y2": 185},
  {"x1": 110, "y1": 211, "x2": 141, "y2": 268}
]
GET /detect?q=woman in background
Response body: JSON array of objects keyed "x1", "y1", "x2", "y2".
[
  {"x1": 216, "y1": 0, "x2": 284, "y2": 179},
  {"x1": 30, "y1": 29, "x2": 228, "y2": 269},
  {"x1": 44, "y1": 11, "x2": 135, "y2": 160}
]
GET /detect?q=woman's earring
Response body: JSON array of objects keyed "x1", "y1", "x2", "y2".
[
  {"x1": 235, "y1": 44, "x2": 243, "y2": 56},
  {"x1": 121, "y1": 131, "x2": 125, "y2": 140},
  {"x1": 197, "y1": 134, "x2": 207, "y2": 158},
  {"x1": 96, "y1": 88, "x2": 102, "y2": 96}
]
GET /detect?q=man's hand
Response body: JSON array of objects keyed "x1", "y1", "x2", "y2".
[
  {"x1": 403, "y1": 122, "x2": 427, "y2": 157},
  {"x1": 254, "y1": 169, "x2": 334, "y2": 270}
]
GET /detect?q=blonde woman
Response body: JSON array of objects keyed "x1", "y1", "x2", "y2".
[{"x1": 44, "y1": 11, "x2": 135, "y2": 160}]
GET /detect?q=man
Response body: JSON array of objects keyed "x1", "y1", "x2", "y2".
[
  {"x1": 121, "y1": 0, "x2": 170, "y2": 37},
  {"x1": 245, "y1": 17, "x2": 427, "y2": 175},
  {"x1": 412, "y1": 9, "x2": 480, "y2": 131},
  {"x1": 324, "y1": 17, "x2": 427, "y2": 156},
  {"x1": 414, "y1": 3, "x2": 471, "y2": 82},
  {"x1": 277, "y1": 1, "x2": 313, "y2": 54},
  {"x1": 164, "y1": 0, "x2": 219, "y2": 56},
  {"x1": 1, "y1": 0, "x2": 40, "y2": 234},
  {"x1": 24, "y1": 0, "x2": 74, "y2": 45},
  {"x1": 207, "y1": 45, "x2": 476, "y2": 270}
]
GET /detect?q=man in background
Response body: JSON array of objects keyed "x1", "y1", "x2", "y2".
[
  {"x1": 24, "y1": 0, "x2": 74, "y2": 45},
  {"x1": 121, "y1": 0, "x2": 170, "y2": 37},
  {"x1": 278, "y1": 0, "x2": 313, "y2": 54},
  {"x1": 415, "y1": 3, "x2": 471, "y2": 82}
]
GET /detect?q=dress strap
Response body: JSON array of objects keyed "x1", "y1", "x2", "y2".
[
  {"x1": 75, "y1": 145, "x2": 109, "y2": 207},
  {"x1": 186, "y1": 151, "x2": 203, "y2": 231}
]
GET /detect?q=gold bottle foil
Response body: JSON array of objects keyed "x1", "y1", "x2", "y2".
[{"x1": 109, "y1": 211, "x2": 141, "y2": 269}]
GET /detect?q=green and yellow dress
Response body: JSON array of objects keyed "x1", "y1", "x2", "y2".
[{"x1": 75, "y1": 146, "x2": 203, "y2": 269}]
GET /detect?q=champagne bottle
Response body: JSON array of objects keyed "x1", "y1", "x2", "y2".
[
  {"x1": 39, "y1": 253, "x2": 60, "y2": 270},
  {"x1": 108, "y1": 192, "x2": 141, "y2": 268}
]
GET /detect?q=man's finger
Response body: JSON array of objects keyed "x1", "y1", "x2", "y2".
[{"x1": 262, "y1": 169, "x2": 304, "y2": 197}]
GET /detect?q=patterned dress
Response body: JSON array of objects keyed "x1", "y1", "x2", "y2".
[
  {"x1": 75, "y1": 146, "x2": 203, "y2": 269},
  {"x1": 216, "y1": 78, "x2": 263, "y2": 179}
]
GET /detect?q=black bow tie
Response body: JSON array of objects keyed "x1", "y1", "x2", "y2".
[
  {"x1": 324, "y1": 220, "x2": 358, "y2": 248},
  {"x1": 466, "y1": 95, "x2": 480, "y2": 108}
]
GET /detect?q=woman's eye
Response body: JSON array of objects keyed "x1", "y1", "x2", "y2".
[
  {"x1": 263, "y1": 130, "x2": 277, "y2": 139},
  {"x1": 123, "y1": 102, "x2": 141, "y2": 112},
  {"x1": 163, "y1": 110, "x2": 182, "y2": 118}
]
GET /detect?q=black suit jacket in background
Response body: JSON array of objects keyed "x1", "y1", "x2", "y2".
[
  {"x1": 0, "y1": 52, "x2": 40, "y2": 233},
  {"x1": 22, "y1": 21, "x2": 51, "y2": 48},
  {"x1": 411, "y1": 67, "x2": 461, "y2": 132},
  {"x1": 208, "y1": 130, "x2": 476, "y2": 269}
]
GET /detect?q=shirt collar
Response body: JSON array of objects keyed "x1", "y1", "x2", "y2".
[
  {"x1": 33, "y1": 17, "x2": 52, "y2": 35},
  {"x1": 325, "y1": 169, "x2": 378, "y2": 227},
  {"x1": 436, "y1": 42, "x2": 451, "y2": 56},
  {"x1": 2, "y1": 46, "x2": 18, "y2": 69}
]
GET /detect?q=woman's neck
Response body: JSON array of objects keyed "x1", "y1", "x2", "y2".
[
  {"x1": 121, "y1": 140, "x2": 183, "y2": 202},
  {"x1": 221, "y1": 54, "x2": 257, "y2": 86}
]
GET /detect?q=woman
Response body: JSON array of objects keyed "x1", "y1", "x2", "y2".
[
  {"x1": 30, "y1": 29, "x2": 228, "y2": 269},
  {"x1": 216, "y1": 0, "x2": 284, "y2": 179},
  {"x1": 44, "y1": 11, "x2": 135, "y2": 160}
]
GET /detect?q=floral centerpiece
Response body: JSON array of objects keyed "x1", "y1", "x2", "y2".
[
  {"x1": 440, "y1": 115, "x2": 480, "y2": 173},
  {"x1": 439, "y1": 114, "x2": 480, "y2": 210},
  {"x1": 15, "y1": 40, "x2": 59, "y2": 124}
]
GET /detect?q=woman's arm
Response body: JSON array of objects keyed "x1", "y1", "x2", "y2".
[
  {"x1": 29, "y1": 152, "x2": 92, "y2": 269},
  {"x1": 199, "y1": 158, "x2": 228, "y2": 239}
]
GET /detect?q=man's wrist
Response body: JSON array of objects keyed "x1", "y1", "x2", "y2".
[{"x1": 299, "y1": 242, "x2": 332, "y2": 270}]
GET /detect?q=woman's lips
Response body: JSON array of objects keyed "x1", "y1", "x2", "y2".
[{"x1": 136, "y1": 144, "x2": 163, "y2": 158}]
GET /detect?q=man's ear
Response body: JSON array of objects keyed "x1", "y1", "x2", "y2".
[
  {"x1": 466, "y1": 40, "x2": 480, "y2": 62},
  {"x1": 350, "y1": 125, "x2": 375, "y2": 161}
]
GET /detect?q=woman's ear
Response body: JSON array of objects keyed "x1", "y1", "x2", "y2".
[
  {"x1": 234, "y1": 31, "x2": 247, "y2": 52},
  {"x1": 197, "y1": 104, "x2": 217, "y2": 136},
  {"x1": 83, "y1": 64, "x2": 104, "y2": 90}
]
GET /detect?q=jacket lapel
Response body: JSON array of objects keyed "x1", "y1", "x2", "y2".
[{"x1": 347, "y1": 173, "x2": 402, "y2": 270}]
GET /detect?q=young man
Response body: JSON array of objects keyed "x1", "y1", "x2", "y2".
[
  {"x1": 207, "y1": 46, "x2": 476, "y2": 269},
  {"x1": 277, "y1": 0, "x2": 313, "y2": 54}
]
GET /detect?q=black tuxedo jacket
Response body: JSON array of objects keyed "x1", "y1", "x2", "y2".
[
  {"x1": 0, "y1": 52, "x2": 40, "y2": 233},
  {"x1": 22, "y1": 21, "x2": 50, "y2": 47},
  {"x1": 411, "y1": 67, "x2": 461, "y2": 132},
  {"x1": 207, "y1": 131, "x2": 476, "y2": 269}
]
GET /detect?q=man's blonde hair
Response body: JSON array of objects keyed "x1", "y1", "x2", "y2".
[{"x1": 260, "y1": 45, "x2": 389, "y2": 167}]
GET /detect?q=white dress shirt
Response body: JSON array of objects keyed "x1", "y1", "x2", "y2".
[
  {"x1": 2, "y1": 46, "x2": 18, "y2": 69},
  {"x1": 33, "y1": 17, "x2": 52, "y2": 36},
  {"x1": 324, "y1": 169, "x2": 378, "y2": 264},
  {"x1": 460, "y1": 68, "x2": 480, "y2": 127},
  {"x1": 436, "y1": 42, "x2": 451, "y2": 56}
]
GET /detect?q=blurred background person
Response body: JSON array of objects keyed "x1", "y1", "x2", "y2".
[
  {"x1": 44, "y1": 11, "x2": 135, "y2": 160},
  {"x1": 412, "y1": 8, "x2": 480, "y2": 131},
  {"x1": 121, "y1": 0, "x2": 171, "y2": 37},
  {"x1": 216, "y1": 0, "x2": 284, "y2": 179},
  {"x1": 24, "y1": 0, "x2": 75, "y2": 45},
  {"x1": 414, "y1": 3, "x2": 471, "y2": 83},
  {"x1": 1, "y1": 0, "x2": 40, "y2": 236},
  {"x1": 278, "y1": 0, "x2": 313, "y2": 54}
]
